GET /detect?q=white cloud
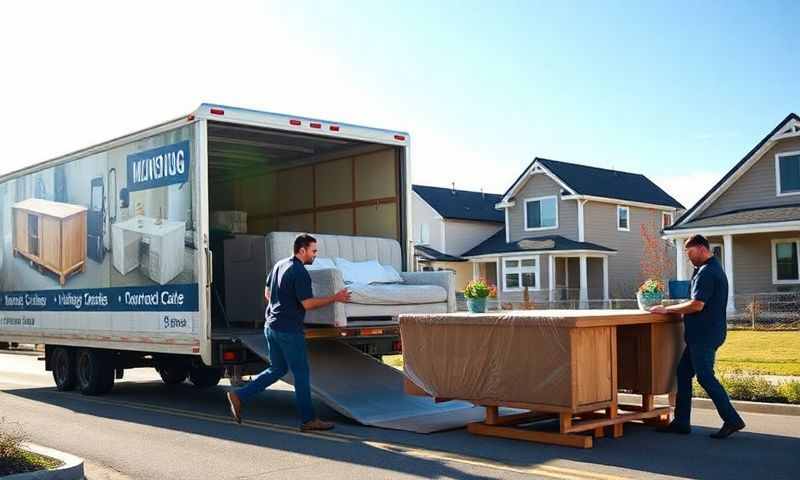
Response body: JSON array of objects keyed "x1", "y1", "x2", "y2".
[{"x1": 652, "y1": 172, "x2": 720, "y2": 210}]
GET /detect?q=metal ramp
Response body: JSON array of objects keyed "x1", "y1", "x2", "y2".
[{"x1": 237, "y1": 333, "x2": 484, "y2": 433}]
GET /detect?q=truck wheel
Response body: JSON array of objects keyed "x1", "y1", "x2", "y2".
[
  {"x1": 157, "y1": 365, "x2": 189, "y2": 385},
  {"x1": 76, "y1": 349, "x2": 115, "y2": 396},
  {"x1": 52, "y1": 347, "x2": 76, "y2": 391},
  {"x1": 0, "y1": 342, "x2": 9, "y2": 350},
  {"x1": 188, "y1": 366, "x2": 223, "y2": 388}
]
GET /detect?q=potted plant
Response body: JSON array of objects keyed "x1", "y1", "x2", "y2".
[
  {"x1": 637, "y1": 279, "x2": 665, "y2": 310},
  {"x1": 464, "y1": 280, "x2": 494, "y2": 313}
]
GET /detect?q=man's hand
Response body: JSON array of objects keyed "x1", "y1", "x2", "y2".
[
  {"x1": 334, "y1": 288, "x2": 351, "y2": 303},
  {"x1": 648, "y1": 305, "x2": 668, "y2": 314}
]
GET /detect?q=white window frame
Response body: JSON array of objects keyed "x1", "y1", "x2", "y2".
[
  {"x1": 617, "y1": 205, "x2": 630, "y2": 232},
  {"x1": 502, "y1": 255, "x2": 540, "y2": 292},
  {"x1": 661, "y1": 212, "x2": 673, "y2": 229},
  {"x1": 419, "y1": 223, "x2": 430, "y2": 245},
  {"x1": 775, "y1": 151, "x2": 800, "y2": 197},
  {"x1": 771, "y1": 238, "x2": 800, "y2": 284},
  {"x1": 523, "y1": 195, "x2": 558, "y2": 231}
]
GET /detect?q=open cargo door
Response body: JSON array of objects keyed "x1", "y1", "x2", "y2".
[{"x1": 238, "y1": 333, "x2": 484, "y2": 433}]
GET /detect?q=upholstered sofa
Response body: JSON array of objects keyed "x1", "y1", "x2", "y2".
[{"x1": 265, "y1": 232, "x2": 456, "y2": 327}]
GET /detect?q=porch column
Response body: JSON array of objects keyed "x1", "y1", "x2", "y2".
[
  {"x1": 495, "y1": 257, "x2": 502, "y2": 304},
  {"x1": 603, "y1": 255, "x2": 609, "y2": 306},
  {"x1": 676, "y1": 238, "x2": 687, "y2": 281},
  {"x1": 579, "y1": 255, "x2": 589, "y2": 308},
  {"x1": 472, "y1": 262, "x2": 480, "y2": 281},
  {"x1": 723, "y1": 234, "x2": 735, "y2": 312},
  {"x1": 548, "y1": 255, "x2": 556, "y2": 303}
]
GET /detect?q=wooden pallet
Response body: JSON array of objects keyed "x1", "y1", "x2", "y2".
[{"x1": 467, "y1": 394, "x2": 671, "y2": 449}]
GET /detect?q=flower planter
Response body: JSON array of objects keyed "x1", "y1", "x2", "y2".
[
  {"x1": 466, "y1": 297, "x2": 487, "y2": 313},
  {"x1": 636, "y1": 291, "x2": 663, "y2": 310}
]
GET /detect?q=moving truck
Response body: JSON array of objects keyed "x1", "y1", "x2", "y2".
[{"x1": 0, "y1": 104, "x2": 411, "y2": 395}]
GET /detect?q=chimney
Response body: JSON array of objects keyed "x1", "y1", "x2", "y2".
[
  {"x1": 451, "y1": 182, "x2": 456, "y2": 195},
  {"x1": 481, "y1": 187, "x2": 485, "y2": 199}
]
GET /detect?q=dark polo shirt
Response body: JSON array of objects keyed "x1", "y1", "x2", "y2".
[
  {"x1": 264, "y1": 256, "x2": 313, "y2": 334},
  {"x1": 684, "y1": 256, "x2": 728, "y2": 347}
]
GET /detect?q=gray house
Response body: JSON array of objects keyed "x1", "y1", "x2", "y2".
[
  {"x1": 664, "y1": 113, "x2": 800, "y2": 312},
  {"x1": 463, "y1": 158, "x2": 683, "y2": 305}
]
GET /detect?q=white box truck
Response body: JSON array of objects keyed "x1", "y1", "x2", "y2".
[{"x1": 0, "y1": 104, "x2": 413, "y2": 396}]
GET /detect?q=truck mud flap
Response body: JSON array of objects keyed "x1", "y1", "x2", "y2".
[{"x1": 237, "y1": 333, "x2": 484, "y2": 433}]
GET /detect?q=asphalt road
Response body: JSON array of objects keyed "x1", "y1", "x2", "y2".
[{"x1": 1, "y1": 349, "x2": 798, "y2": 480}]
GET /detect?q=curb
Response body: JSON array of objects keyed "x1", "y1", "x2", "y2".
[
  {"x1": 619, "y1": 393, "x2": 800, "y2": 416},
  {"x1": 5, "y1": 443, "x2": 85, "y2": 480}
]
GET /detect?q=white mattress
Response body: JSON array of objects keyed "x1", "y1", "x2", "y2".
[{"x1": 347, "y1": 283, "x2": 448, "y2": 305}]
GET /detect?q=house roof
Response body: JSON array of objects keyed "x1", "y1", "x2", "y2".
[
  {"x1": 502, "y1": 158, "x2": 684, "y2": 209},
  {"x1": 669, "y1": 204, "x2": 800, "y2": 230},
  {"x1": 462, "y1": 230, "x2": 615, "y2": 257},
  {"x1": 414, "y1": 245, "x2": 467, "y2": 262},
  {"x1": 673, "y1": 112, "x2": 800, "y2": 227},
  {"x1": 413, "y1": 185, "x2": 504, "y2": 223}
]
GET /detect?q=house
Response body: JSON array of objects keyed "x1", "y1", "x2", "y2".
[
  {"x1": 664, "y1": 113, "x2": 800, "y2": 312},
  {"x1": 412, "y1": 184, "x2": 504, "y2": 291},
  {"x1": 462, "y1": 158, "x2": 684, "y2": 305}
]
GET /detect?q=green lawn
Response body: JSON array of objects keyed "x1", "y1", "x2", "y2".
[
  {"x1": 717, "y1": 330, "x2": 800, "y2": 376},
  {"x1": 386, "y1": 330, "x2": 800, "y2": 377}
]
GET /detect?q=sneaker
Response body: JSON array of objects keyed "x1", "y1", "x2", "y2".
[
  {"x1": 300, "y1": 419, "x2": 334, "y2": 432},
  {"x1": 226, "y1": 391, "x2": 242, "y2": 424},
  {"x1": 656, "y1": 421, "x2": 691, "y2": 435},
  {"x1": 710, "y1": 421, "x2": 745, "y2": 439}
]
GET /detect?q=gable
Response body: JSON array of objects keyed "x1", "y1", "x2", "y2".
[{"x1": 700, "y1": 136, "x2": 800, "y2": 219}]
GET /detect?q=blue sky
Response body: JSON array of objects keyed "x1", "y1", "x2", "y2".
[{"x1": 1, "y1": 1, "x2": 797, "y2": 208}]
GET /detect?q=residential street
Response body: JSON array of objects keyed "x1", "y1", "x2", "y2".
[{"x1": 1, "y1": 349, "x2": 798, "y2": 480}]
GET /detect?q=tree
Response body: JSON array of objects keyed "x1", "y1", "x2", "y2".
[{"x1": 640, "y1": 219, "x2": 674, "y2": 286}]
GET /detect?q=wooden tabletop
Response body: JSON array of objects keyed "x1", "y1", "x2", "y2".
[
  {"x1": 399, "y1": 309, "x2": 682, "y2": 328},
  {"x1": 12, "y1": 198, "x2": 87, "y2": 218}
]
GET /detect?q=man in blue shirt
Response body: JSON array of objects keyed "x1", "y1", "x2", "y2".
[
  {"x1": 650, "y1": 234, "x2": 745, "y2": 439},
  {"x1": 226, "y1": 234, "x2": 350, "y2": 431}
]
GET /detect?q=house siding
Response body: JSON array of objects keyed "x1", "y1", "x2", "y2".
[
  {"x1": 702, "y1": 136, "x2": 800, "y2": 218},
  {"x1": 583, "y1": 202, "x2": 676, "y2": 298},
  {"x1": 506, "y1": 174, "x2": 579, "y2": 242},
  {"x1": 411, "y1": 191, "x2": 444, "y2": 252},
  {"x1": 444, "y1": 219, "x2": 503, "y2": 256}
]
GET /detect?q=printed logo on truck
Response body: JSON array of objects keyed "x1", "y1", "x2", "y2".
[
  {"x1": 0, "y1": 284, "x2": 199, "y2": 312},
  {"x1": 127, "y1": 140, "x2": 191, "y2": 191}
]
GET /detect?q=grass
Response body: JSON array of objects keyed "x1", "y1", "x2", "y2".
[
  {"x1": 717, "y1": 330, "x2": 800, "y2": 376},
  {"x1": 383, "y1": 354, "x2": 403, "y2": 370}
]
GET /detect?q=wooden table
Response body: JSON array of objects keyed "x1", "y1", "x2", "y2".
[{"x1": 400, "y1": 310, "x2": 683, "y2": 448}]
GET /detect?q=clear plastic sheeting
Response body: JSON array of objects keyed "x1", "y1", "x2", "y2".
[{"x1": 400, "y1": 310, "x2": 678, "y2": 410}]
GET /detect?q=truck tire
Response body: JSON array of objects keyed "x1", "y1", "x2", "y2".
[
  {"x1": 0, "y1": 342, "x2": 9, "y2": 349},
  {"x1": 51, "y1": 347, "x2": 76, "y2": 391},
  {"x1": 157, "y1": 365, "x2": 189, "y2": 385},
  {"x1": 76, "y1": 349, "x2": 115, "y2": 396},
  {"x1": 188, "y1": 366, "x2": 223, "y2": 388}
]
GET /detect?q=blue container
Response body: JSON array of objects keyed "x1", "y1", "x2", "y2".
[{"x1": 467, "y1": 297, "x2": 487, "y2": 314}]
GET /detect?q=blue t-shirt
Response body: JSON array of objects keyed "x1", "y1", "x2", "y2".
[
  {"x1": 684, "y1": 256, "x2": 728, "y2": 347},
  {"x1": 265, "y1": 256, "x2": 313, "y2": 333}
]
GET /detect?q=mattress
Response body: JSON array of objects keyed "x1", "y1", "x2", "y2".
[{"x1": 347, "y1": 283, "x2": 448, "y2": 305}]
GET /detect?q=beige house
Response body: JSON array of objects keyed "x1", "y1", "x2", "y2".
[
  {"x1": 664, "y1": 113, "x2": 800, "y2": 312},
  {"x1": 463, "y1": 158, "x2": 683, "y2": 305},
  {"x1": 412, "y1": 185, "x2": 504, "y2": 291}
]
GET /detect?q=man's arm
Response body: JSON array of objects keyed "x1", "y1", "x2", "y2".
[
  {"x1": 301, "y1": 288, "x2": 350, "y2": 311},
  {"x1": 649, "y1": 300, "x2": 704, "y2": 315},
  {"x1": 264, "y1": 287, "x2": 270, "y2": 304}
]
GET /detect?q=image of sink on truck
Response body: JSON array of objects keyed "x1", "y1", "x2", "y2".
[{"x1": 0, "y1": 104, "x2": 421, "y2": 399}]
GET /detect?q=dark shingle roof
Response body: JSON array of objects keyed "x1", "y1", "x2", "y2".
[
  {"x1": 414, "y1": 245, "x2": 467, "y2": 262},
  {"x1": 462, "y1": 230, "x2": 615, "y2": 257},
  {"x1": 413, "y1": 185, "x2": 504, "y2": 223},
  {"x1": 503, "y1": 158, "x2": 684, "y2": 209},
  {"x1": 673, "y1": 113, "x2": 800, "y2": 227},
  {"x1": 669, "y1": 204, "x2": 800, "y2": 230}
]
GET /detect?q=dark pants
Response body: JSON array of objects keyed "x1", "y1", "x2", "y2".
[
  {"x1": 235, "y1": 328, "x2": 315, "y2": 424},
  {"x1": 674, "y1": 343, "x2": 743, "y2": 427}
]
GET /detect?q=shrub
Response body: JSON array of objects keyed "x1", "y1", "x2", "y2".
[
  {"x1": 464, "y1": 280, "x2": 493, "y2": 299},
  {"x1": 0, "y1": 417, "x2": 27, "y2": 459},
  {"x1": 778, "y1": 381, "x2": 800, "y2": 404}
]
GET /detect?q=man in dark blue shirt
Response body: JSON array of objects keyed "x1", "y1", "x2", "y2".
[
  {"x1": 226, "y1": 234, "x2": 350, "y2": 431},
  {"x1": 650, "y1": 234, "x2": 745, "y2": 439}
]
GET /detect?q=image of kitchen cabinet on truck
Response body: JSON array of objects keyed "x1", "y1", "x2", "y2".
[{"x1": 0, "y1": 104, "x2": 413, "y2": 399}]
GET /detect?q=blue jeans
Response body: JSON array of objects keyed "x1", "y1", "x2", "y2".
[
  {"x1": 674, "y1": 343, "x2": 743, "y2": 427},
  {"x1": 235, "y1": 328, "x2": 315, "y2": 424}
]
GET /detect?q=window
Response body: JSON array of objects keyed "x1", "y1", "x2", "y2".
[
  {"x1": 772, "y1": 239, "x2": 800, "y2": 283},
  {"x1": 617, "y1": 206, "x2": 630, "y2": 231},
  {"x1": 710, "y1": 243, "x2": 724, "y2": 267},
  {"x1": 662, "y1": 212, "x2": 673, "y2": 229},
  {"x1": 524, "y1": 196, "x2": 558, "y2": 230},
  {"x1": 503, "y1": 257, "x2": 539, "y2": 291},
  {"x1": 419, "y1": 223, "x2": 430, "y2": 245},
  {"x1": 776, "y1": 152, "x2": 800, "y2": 196}
]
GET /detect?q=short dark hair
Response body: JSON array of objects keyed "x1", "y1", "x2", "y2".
[
  {"x1": 294, "y1": 233, "x2": 317, "y2": 254},
  {"x1": 684, "y1": 234, "x2": 710, "y2": 250}
]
